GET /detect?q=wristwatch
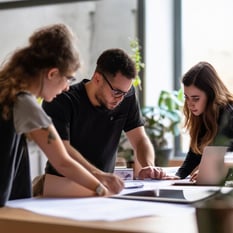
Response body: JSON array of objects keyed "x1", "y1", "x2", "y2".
[{"x1": 95, "y1": 183, "x2": 105, "y2": 196}]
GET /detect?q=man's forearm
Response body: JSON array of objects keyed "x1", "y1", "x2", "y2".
[{"x1": 135, "y1": 140, "x2": 155, "y2": 167}]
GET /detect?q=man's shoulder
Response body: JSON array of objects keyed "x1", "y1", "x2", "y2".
[
  {"x1": 66, "y1": 80, "x2": 86, "y2": 95},
  {"x1": 51, "y1": 80, "x2": 87, "y2": 103}
]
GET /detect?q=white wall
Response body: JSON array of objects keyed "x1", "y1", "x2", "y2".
[
  {"x1": 0, "y1": 0, "x2": 137, "y2": 80},
  {"x1": 0, "y1": 0, "x2": 138, "y2": 179},
  {"x1": 0, "y1": 0, "x2": 176, "y2": 176}
]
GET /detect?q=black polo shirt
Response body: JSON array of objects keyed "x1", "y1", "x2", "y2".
[{"x1": 43, "y1": 79, "x2": 144, "y2": 174}]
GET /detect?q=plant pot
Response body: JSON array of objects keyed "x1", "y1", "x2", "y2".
[{"x1": 155, "y1": 148, "x2": 172, "y2": 167}]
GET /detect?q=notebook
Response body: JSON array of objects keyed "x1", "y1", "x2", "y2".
[{"x1": 173, "y1": 146, "x2": 229, "y2": 186}]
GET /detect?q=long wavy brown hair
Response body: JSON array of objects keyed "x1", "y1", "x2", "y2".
[
  {"x1": 182, "y1": 61, "x2": 233, "y2": 154},
  {"x1": 0, "y1": 23, "x2": 80, "y2": 120}
]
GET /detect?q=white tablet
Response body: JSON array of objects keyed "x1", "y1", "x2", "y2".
[{"x1": 113, "y1": 187, "x2": 223, "y2": 204}]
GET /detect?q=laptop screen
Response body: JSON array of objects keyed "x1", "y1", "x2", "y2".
[{"x1": 196, "y1": 146, "x2": 228, "y2": 185}]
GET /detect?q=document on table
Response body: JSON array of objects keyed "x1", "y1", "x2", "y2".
[
  {"x1": 6, "y1": 171, "x2": 195, "y2": 222},
  {"x1": 6, "y1": 195, "x2": 194, "y2": 221}
]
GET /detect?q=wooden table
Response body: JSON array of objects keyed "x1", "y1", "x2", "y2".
[{"x1": 0, "y1": 206, "x2": 198, "y2": 233}]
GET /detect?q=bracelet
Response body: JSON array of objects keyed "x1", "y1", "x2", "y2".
[{"x1": 95, "y1": 183, "x2": 105, "y2": 196}]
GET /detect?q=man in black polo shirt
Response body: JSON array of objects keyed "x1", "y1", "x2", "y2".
[{"x1": 40, "y1": 48, "x2": 165, "y2": 196}]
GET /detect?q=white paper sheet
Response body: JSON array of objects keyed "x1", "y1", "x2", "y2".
[
  {"x1": 6, "y1": 196, "x2": 194, "y2": 221},
  {"x1": 6, "y1": 171, "x2": 197, "y2": 222}
]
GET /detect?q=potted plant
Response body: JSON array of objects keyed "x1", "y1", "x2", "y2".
[
  {"x1": 117, "y1": 38, "x2": 184, "y2": 167},
  {"x1": 141, "y1": 88, "x2": 184, "y2": 166}
]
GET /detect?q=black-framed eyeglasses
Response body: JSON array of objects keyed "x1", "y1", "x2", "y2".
[
  {"x1": 66, "y1": 75, "x2": 76, "y2": 85},
  {"x1": 100, "y1": 72, "x2": 128, "y2": 98}
]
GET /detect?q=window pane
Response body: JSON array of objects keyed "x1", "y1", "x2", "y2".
[
  {"x1": 182, "y1": 0, "x2": 233, "y2": 92},
  {"x1": 181, "y1": 0, "x2": 233, "y2": 153}
]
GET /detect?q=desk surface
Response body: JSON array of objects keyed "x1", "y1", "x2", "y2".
[
  {"x1": 0, "y1": 178, "x2": 202, "y2": 233},
  {"x1": 0, "y1": 206, "x2": 198, "y2": 233}
]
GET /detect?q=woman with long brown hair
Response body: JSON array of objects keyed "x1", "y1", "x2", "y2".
[{"x1": 176, "y1": 61, "x2": 233, "y2": 179}]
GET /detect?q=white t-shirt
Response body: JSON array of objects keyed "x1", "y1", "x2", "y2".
[{"x1": 13, "y1": 92, "x2": 52, "y2": 134}]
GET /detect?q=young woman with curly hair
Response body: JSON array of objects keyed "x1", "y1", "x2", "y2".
[{"x1": 0, "y1": 24, "x2": 123, "y2": 207}]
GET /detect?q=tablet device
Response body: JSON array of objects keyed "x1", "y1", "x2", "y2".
[{"x1": 113, "y1": 187, "x2": 221, "y2": 204}]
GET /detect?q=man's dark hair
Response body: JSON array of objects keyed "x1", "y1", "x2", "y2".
[{"x1": 95, "y1": 48, "x2": 136, "y2": 79}]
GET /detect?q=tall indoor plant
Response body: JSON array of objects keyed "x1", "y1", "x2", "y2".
[
  {"x1": 118, "y1": 38, "x2": 184, "y2": 167},
  {"x1": 141, "y1": 89, "x2": 184, "y2": 166}
]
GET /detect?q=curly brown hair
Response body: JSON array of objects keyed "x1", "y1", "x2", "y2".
[{"x1": 0, "y1": 23, "x2": 80, "y2": 119}]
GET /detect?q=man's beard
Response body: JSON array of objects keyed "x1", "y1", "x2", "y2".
[
  {"x1": 95, "y1": 94, "x2": 109, "y2": 110},
  {"x1": 95, "y1": 93, "x2": 121, "y2": 111}
]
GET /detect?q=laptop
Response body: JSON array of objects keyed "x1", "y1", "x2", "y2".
[
  {"x1": 112, "y1": 146, "x2": 230, "y2": 203},
  {"x1": 173, "y1": 146, "x2": 229, "y2": 186}
]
